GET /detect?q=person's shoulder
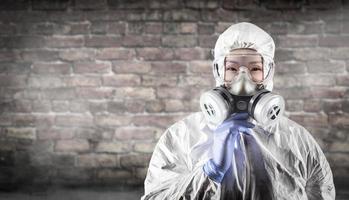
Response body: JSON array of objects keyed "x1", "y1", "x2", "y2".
[{"x1": 277, "y1": 115, "x2": 321, "y2": 152}]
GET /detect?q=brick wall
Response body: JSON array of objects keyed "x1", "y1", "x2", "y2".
[{"x1": 0, "y1": 0, "x2": 348, "y2": 189}]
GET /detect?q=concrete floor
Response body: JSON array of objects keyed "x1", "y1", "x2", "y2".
[
  {"x1": 0, "y1": 186, "x2": 144, "y2": 200},
  {"x1": 0, "y1": 186, "x2": 347, "y2": 200}
]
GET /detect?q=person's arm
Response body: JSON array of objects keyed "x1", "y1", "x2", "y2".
[
  {"x1": 141, "y1": 124, "x2": 220, "y2": 200},
  {"x1": 304, "y1": 131, "x2": 336, "y2": 200}
]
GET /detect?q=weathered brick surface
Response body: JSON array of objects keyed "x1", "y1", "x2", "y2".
[{"x1": 0, "y1": 0, "x2": 348, "y2": 189}]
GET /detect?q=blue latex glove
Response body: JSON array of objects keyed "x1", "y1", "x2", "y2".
[{"x1": 203, "y1": 113, "x2": 255, "y2": 183}]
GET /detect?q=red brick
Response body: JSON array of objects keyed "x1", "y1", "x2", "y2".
[
  {"x1": 96, "y1": 48, "x2": 135, "y2": 60},
  {"x1": 52, "y1": 101, "x2": 70, "y2": 112},
  {"x1": 108, "y1": 22, "x2": 126, "y2": 34},
  {"x1": 198, "y1": 35, "x2": 218, "y2": 48},
  {"x1": 285, "y1": 100, "x2": 304, "y2": 112},
  {"x1": 150, "y1": 62, "x2": 187, "y2": 74},
  {"x1": 102, "y1": 74, "x2": 141, "y2": 86},
  {"x1": 45, "y1": 36, "x2": 84, "y2": 48},
  {"x1": 73, "y1": 61, "x2": 111, "y2": 74},
  {"x1": 323, "y1": 100, "x2": 343, "y2": 113},
  {"x1": 180, "y1": 23, "x2": 197, "y2": 33},
  {"x1": 162, "y1": 35, "x2": 197, "y2": 47},
  {"x1": 120, "y1": 154, "x2": 152, "y2": 168},
  {"x1": 307, "y1": 60, "x2": 346, "y2": 73},
  {"x1": 275, "y1": 87, "x2": 311, "y2": 99},
  {"x1": 11, "y1": 114, "x2": 36, "y2": 126},
  {"x1": 55, "y1": 115, "x2": 93, "y2": 127},
  {"x1": 304, "y1": 99, "x2": 322, "y2": 112},
  {"x1": 94, "y1": 114, "x2": 132, "y2": 127},
  {"x1": 75, "y1": 0, "x2": 107, "y2": 9},
  {"x1": 132, "y1": 114, "x2": 182, "y2": 128},
  {"x1": 163, "y1": 9, "x2": 200, "y2": 21},
  {"x1": 21, "y1": 50, "x2": 59, "y2": 62},
  {"x1": 113, "y1": 87, "x2": 156, "y2": 100},
  {"x1": 69, "y1": 22, "x2": 90, "y2": 35},
  {"x1": 85, "y1": 35, "x2": 122, "y2": 47},
  {"x1": 198, "y1": 23, "x2": 215, "y2": 34},
  {"x1": 96, "y1": 169, "x2": 132, "y2": 180},
  {"x1": 300, "y1": 75, "x2": 335, "y2": 87},
  {"x1": 275, "y1": 61, "x2": 307, "y2": 75},
  {"x1": 28, "y1": 76, "x2": 65, "y2": 88},
  {"x1": 157, "y1": 87, "x2": 196, "y2": 99},
  {"x1": 330, "y1": 47, "x2": 349, "y2": 59},
  {"x1": 5, "y1": 127, "x2": 36, "y2": 140},
  {"x1": 124, "y1": 100, "x2": 145, "y2": 113},
  {"x1": 310, "y1": 87, "x2": 346, "y2": 98},
  {"x1": 174, "y1": 48, "x2": 207, "y2": 60},
  {"x1": 114, "y1": 127, "x2": 158, "y2": 140},
  {"x1": 88, "y1": 101, "x2": 107, "y2": 114},
  {"x1": 55, "y1": 139, "x2": 90, "y2": 152},
  {"x1": 133, "y1": 142, "x2": 156, "y2": 153},
  {"x1": 37, "y1": 127, "x2": 75, "y2": 140},
  {"x1": 336, "y1": 75, "x2": 349, "y2": 86},
  {"x1": 0, "y1": 75, "x2": 27, "y2": 87},
  {"x1": 77, "y1": 154, "x2": 118, "y2": 168},
  {"x1": 31, "y1": 100, "x2": 51, "y2": 112},
  {"x1": 76, "y1": 88, "x2": 114, "y2": 99},
  {"x1": 277, "y1": 35, "x2": 318, "y2": 48},
  {"x1": 127, "y1": 22, "x2": 144, "y2": 34},
  {"x1": 179, "y1": 75, "x2": 214, "y2": 87},
  {"x1": 304, "y1": 0, "x2": 341, "y2": 9},
  {"x1": 42, "y1": 88, "x2": 77, "y2": 100},
  {"x1": 144, "y1": 22, "x2": 163, "y2": 34},
  {"x1": 141, "y1": 75, "x2": 178, "y2": 87},
  {"x1": 112, "y1": 61, "x2": 151, "y2": 74},
  {"x1": 329, "y1": 113, "x2": 349, "y2": 126},
  {"x1": 144, "y1": 100, "x2": 165, "y2": 113},
  {"x1": 32, "y1": 0, "x2": 69, "y2": 10},
  {"x1": 32, "y1": 62, "x2": 71, "y2": 75},
  {"x1": 69, "y1": 100, "x2": 89, "y2": 113},
  {"x1": 293, "y1": 48, "x2": 331, "y2": 61},
  {"x1": 122, "y1": 35, "x2": 161, "y2": 47},
  {"x1": 95, "y1": 141, "x2": 131, "y2": 153},
  {"x1": 106, "y1": 101, "x2": 126, "y2": 114},
  {"x1": 222, "y1": 0, "x2": 259, "y2": 9},
  {"x1": 64, "y1": 76, "x2": 100, "y2": 87},
  {"x1": 164, "y1": 99, "x2": 191, "y2": 112},
  {"x1": 136, "y1": 48, "x2": 174, "y2": 61},
  {"x1": 188, "y1": 60, "x2": 212, "y2": 74},
  {"x1": 59, "y1": 49, "x2": 95, "y2": 61},
  {"x1": 319, "y1": 35, "x2": 349, "y2": 47}
]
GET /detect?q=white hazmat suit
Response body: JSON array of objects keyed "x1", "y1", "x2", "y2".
[{"x1": 141, "y1": 22, "x2": 335, "y2": 200}]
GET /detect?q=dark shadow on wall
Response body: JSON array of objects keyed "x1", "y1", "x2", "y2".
[{"x1": 0, "y1": 0, "x2": 348, "y2": 195}]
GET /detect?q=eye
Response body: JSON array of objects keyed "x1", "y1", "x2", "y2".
[
  {"x1": 250, "y1": 65, "x2": 262, "y2": 71},
  {"x1": 226, "y1": 66, "x2": 238, "y2": 72}
]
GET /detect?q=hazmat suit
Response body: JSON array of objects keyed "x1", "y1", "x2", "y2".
[{"x1": 141, "y1": 22, "x2": 335, "y2": 200}]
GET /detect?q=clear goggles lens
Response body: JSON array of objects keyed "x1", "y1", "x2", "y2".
[{"x1": 224, "y1": 54, "x2": 264, "y2": 83}]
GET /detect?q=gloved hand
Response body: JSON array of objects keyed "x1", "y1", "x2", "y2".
[{"x1": 203, "y1": 112, "x2": 255, "y2": 183}]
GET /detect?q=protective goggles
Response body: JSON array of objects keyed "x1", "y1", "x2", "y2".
[{"x1": 224, "y1": 53, "x2": 264, "y2": 83}]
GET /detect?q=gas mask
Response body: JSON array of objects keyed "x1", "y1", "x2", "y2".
[
  {"x1": 200, "y1": 50, "x2": 285, "y2": 126},
  {"x1": 200, "y1": 86, "x2": 285, "y2": 126}
]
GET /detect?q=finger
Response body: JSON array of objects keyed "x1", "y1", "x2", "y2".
[{"x1": 237, "y1": 127, "x2": 252, "y2": 135}]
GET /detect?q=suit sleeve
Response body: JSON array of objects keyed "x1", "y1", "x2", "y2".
[
  {"x1": 304, "y1": 131, "x2": 336, "y2": 200},
  {"x1": 141, "y1": 124, "x2": 220, "y2": 200}
]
